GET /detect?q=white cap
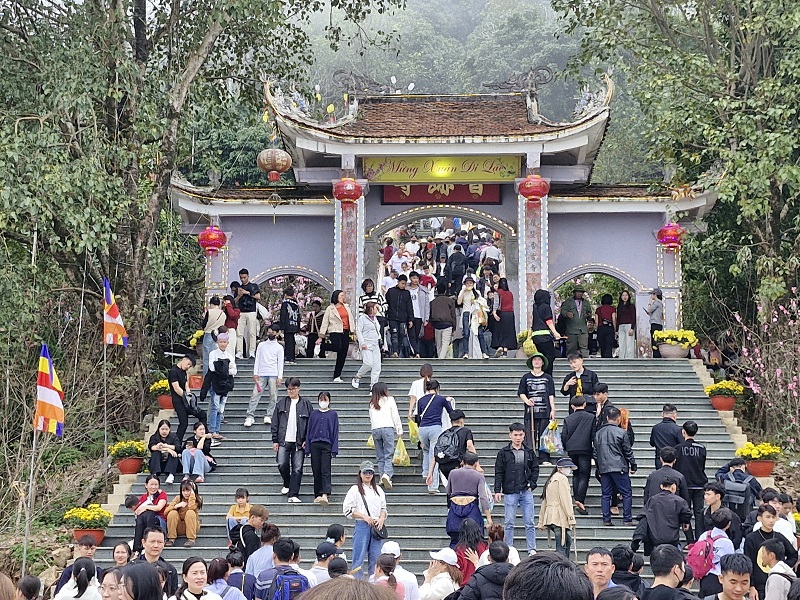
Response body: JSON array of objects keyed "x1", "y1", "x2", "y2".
[
  {"x1": 429, "y1": 547, "x2": 458, "y2": 566},
  {"x1": 381, "y1": 541, "x2": 401, "y2": 557}
]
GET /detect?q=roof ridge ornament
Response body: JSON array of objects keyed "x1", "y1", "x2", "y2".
[
  {"x1": 572, "y1": 72, "x2": 615, "y2": 120},
  {"x1": 482, "y1": 67, "x2": 554, "y2": 124},
  {"x1": 263, "y1": 80, "x2": 359, "y2": 129}
]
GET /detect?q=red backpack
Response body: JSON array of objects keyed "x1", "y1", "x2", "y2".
[{"x1": 686, "y1": 533, "x2": 724, "y2": 579}]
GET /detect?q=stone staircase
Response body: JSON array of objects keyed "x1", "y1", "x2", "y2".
[{"x1": 96, "y1": 358, "x2": 740, "y2": 573}]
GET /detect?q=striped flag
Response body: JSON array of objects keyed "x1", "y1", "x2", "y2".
[
  {"x1": 34, "y1": 344, "x2": 65, "y2": 436},
  {"x1": 103, "y1": 277, "x2": 128, "y2": 347}
]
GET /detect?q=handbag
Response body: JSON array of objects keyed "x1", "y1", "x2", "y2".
[
  {"x1": 413, "y1": 393, "x2": 435, "y2": 425},
  {"x1": 359, "y1": 489, "x2": 388, "y2": 540}
]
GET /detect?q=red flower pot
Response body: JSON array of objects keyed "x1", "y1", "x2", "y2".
[
  {"x1": 117, "y1": 457, "x2": 144, "y2": 475},
  {"x1": 157, "y1": 394, "x2": 173, "y2": 410},
  {"x1": 188, "y1": 374, "x2": 203, "y2": 390},
  {"x1": 746, "y1": 459, "x2": 775, "y2": 477},
  {"x1": 74, "y1": 529, "x2": 105, "y2": 545},
  {"x1": 710, "y1": 395, "x2": 736, "y2": 411}
]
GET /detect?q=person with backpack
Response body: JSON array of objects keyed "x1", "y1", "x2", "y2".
[
  {"x1": 254, "y1": 538, "x2": 309, "y2": 600},
  {"x1": 445, "y1": 452, "x2": 493, "y2": 546},
  {"x1": 518, "y1": 352, "x2": 556, "y2": 463},
  {"x1": 231, "y1": 505, "x2": 269, "y2": 566},
  {"x1": 715, "y1": 458, "x2": 762, "y2": 525},
  {"x1": 343, "y1": 461, "x2": 389, "y2": 580},
  {"x1": 494, "y1": 422, "x2": 540, "y2": 556},
  {"x1": 744, "y1": 506, "x2": 798, "y2": 600},
  {"x1": 206, "y1": 557, "x2": 247, "y2": 600},
  {"x1": 227, "y1": 551, "x2": 257, "y2": 600},
  {"x1": 761, "y1": 538, "x2": 796, "y2": 600},
  {"x1": 415, "y1": 379, "x2": 454, "y2": 494},
  {"x1": 702, "y1": 483, "x2": 744, "y2": 550},
  {"x1": 689, "y1": 508, "x2": 736, "y2": 597},
  {"x1": 428, "y1": 409, "x2": 478, "y2": 485}
]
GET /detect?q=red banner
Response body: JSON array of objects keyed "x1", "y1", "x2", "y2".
[{"x1": 382, "y1": 184, "x2": 501, "y2": 205}]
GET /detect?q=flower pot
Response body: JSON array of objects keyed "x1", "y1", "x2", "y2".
[
  {"x1": 746, "y1": 459, "x2": 775, "y2": 477},
  {"x1": 710, "y1": 395, "x2": 736, "y2": 411},
  {"x1": 658, "y1": 343, "x2": 689, "y2": 359},
  {"x1": 157, "y1": 394, "x2": 173, "y2": 410},
  {"x1": 74, "y1": 529, "x2": 105, "y2": 545},
  {"x1": 117, "y1": 456, "x2": 144, "y2": 475}
]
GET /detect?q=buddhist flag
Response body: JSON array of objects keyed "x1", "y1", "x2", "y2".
[
  {"x1": 34, "y1": 344, "x2": 65, "y2": 436},
  {"x1": 103, "y1": 277, "x2": 128, "y2": 347}
]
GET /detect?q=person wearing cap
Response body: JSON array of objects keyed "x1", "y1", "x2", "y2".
[
  {"x1": 444, "y1": 452, "x2": 493, "y2": 547},
  {"x1": 377, "y1": 542, "x2": 420, "y2": 600},
  {"x1": 537, "y1": 458, "x2": 577, "y2": 556},
  {"x1": 420, "y1": 548, "x2": 462, "y2": 600},
  {"x1": 518, "y1": 352, "x2": 556, "y2": 462},
  {"x1": 559, "y1": 285, "x2": 593, "y2": 355},
  {"x1": 645, "y1": 287, "x2": 664, "y2": 358},
  {"x1": 343, "y1": 461, "x2": 388, "y2": 579},
  {"x1": 309, "y1": 542, "x2": 339, "y2": 585},
  {"x1": 530, "y1": 289, "x2": 562, "y2": 375},
  {"x1": 168, "y1": 354, "x2": 203, "y2": 443},
  {"x1": 201, "y1": 331, "x2": 237, "y2": 442},
  {"x1": 494, "y1": 423, "x2": 540, "y2": 556}
]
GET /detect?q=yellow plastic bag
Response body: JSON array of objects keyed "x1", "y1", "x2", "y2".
[
  {"x1": 408, "y1": 420, "x2": 419, "y2": 446},
  {"x1": 522, "y1": 335, "x2": 537, "y2": 357},
  {"x1": 393, "y1": 438, "x2": 411, "y2": 467},
  {"x1": 366, "y1": 434, "x2": 375, "y2": 449}
]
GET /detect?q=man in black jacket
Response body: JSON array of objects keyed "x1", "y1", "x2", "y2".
[
  {"x1": 278, "y1": 286, "x2": 301, "y2": 364},
  {"x1": 562, "y1": 395, "x2": 595, "y2": 515},
  {"x1": 594, "y1": 407, "x2": 637, "y2": 525},
  {"x1": 674, "y1": 420, "x2": 707, "y2": 541},
  {"x1": 561, "y1": 353, "x2": 600, "y2": 413},
  {"x1": 270, "y1": 377, "x2": 313, "y2": 503},
  {"x1": 649, "y1": 404, "x2": 683, "y2": 469},
  {"x1": 458, "y1": 541, "x2": 514, "y2": 600},
  {"x1": 640, "y1": 477, "x2": 692, "y2": 549},
  {"x1": 643, "y1": 447, "x2": 689, "y2": 505},
  {"x1": 494, "y1": 423, "x2": 540, "y2": 554},
  {"x1": 446, "y1": 244, "x2": 468, "y2": 296},
  {"x1": 385, "y1": 275, "x2": 415, "y2": 357}
]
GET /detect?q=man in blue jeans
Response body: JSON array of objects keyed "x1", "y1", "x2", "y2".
[
  {"x1": 494, "y1": 423, "x2": 540, "y2": 554},
  {"x1": 594, "y1": 407, "x2": 638, "y2": 525}
]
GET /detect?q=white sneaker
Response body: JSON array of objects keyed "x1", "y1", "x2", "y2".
[
  {"x1": 210, "y1": 439, "x2": 221, "y2": 447},
  {"x1": 166, "y1": 474, "x2": 174, "y2": 484},
  {"x1": 281, "y1": 487, "x2": 290, "y2": 494},
  {"x1": 244, "y1": 417, "x2": 254, "y2": 427},
  {"x1": 380, "y1": 474, "x2": 393, "y2": 490},
  {"x1": 351, "y1": 378, "x2": 360, "y2": 389},
  {"x1": 332, "y1": 377, "x2": 344, "y2": 383},
  {"x1": 528, "y1": 550, "x2": 537, "y2": 556},
  {"x1": 288, "y1": 496, "x2": 302, "y2": 503},
  {"x1": 235, "y1": 354, "x2": 244, "y2": 359},
  {"x1": 264, "y1": 415, "x2": 272, "y2": 425}
]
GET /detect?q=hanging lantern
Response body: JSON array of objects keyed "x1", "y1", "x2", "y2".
[
  {"x1": 257, "y1": 149, "x2": 292, "y2": 182},
  {"x1": 518, "y1": 174, "x2": 550, "y2": 202},
  {"x1": 198, "y1": 225, "x2": 227, "y2": 256},
  {"x1": 333, "y1": 177, "x2": 363, "y2": 203},
  {"x1": 657, "y1": 222, "x2": 687, "y2": 252}
]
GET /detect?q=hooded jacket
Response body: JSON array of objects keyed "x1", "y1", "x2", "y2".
[
  {"x1": 531, "y1": 290, "x2": 554, "y2": 339},
  {"x1": 458, "y1": 562, "x2": 514, "y2": 600},
  {"x1": 279, "y1": 298, "x2": 301, "y2": 333}
]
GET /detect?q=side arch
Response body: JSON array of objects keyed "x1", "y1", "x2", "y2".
[
  {"x1": 547, "y1": 263, "x2": 646, "y2": 293},
  {"x1": 367, "y1": 204, "x2": 517, "y2": 242},
  {"x1": 251, "y1": 265, "x2": 334, "y2": 291}
]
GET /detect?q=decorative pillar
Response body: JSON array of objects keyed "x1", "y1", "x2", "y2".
[
  {"x1": 656, "y1": 244, "x2": 682, "y2": 329},
  {"x1": 333, "y1": 178, "x2": 366, "y2": 305},
  {"x1": 516, "y1": 172, "x2": 549, "y2": 326}
]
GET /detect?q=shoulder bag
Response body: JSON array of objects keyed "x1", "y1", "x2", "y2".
[
  {"x1": 358, "y1": 488, "x2": 388, "y2": 540},
  {"x1": 414, "y1": 393, "x2": 435, "y2": 425}
]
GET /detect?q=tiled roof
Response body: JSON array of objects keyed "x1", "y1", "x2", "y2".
[
  {"x1": 551, "y1": 184, "x2": 669, "y2": 198},
  {"x1": 328, "y1": 94, "x2": 573, "y2": 138}
]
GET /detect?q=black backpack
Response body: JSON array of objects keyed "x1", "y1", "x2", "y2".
[
  {"x1": 435, "y1": 427, "x2": 463, "y2": 463},
  {"x1": 721, "y1": 472, "x2": 755, "y2": 520}
]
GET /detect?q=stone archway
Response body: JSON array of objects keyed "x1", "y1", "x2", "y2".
[
  {"x1": 252, "y1": 265, "x2": 334, "y2": 291},
  {"x1": 367, "y1": 204, "x2": 517, "y2": 243},
  {"x1": 547, "y1": 263, "x2": 645, "y2": 294}
]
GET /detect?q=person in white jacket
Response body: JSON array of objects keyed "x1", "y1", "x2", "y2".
[
  {"x1": 419, "y1": 548, "x2": 462, "y2": 600},
  {"x1": 53, "y1": 558, "x2": 102, "y2": 600},
  {"x1": 368, "y1": 382, "x2": 403, "y2": 490},
  {"x1": 353, "y1": 302, "x2": 383, "y2": 389},
  {"x1": 245, "y1": 325, "x2": 284, "y2": 427}
]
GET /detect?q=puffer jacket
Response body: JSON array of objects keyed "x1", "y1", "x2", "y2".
[
  {"x1": 593, "y1": 422, "x2": 637, "y2": 474},
  {"x1": 458, "y1": 562, "x2": 513, "y2": 600}
]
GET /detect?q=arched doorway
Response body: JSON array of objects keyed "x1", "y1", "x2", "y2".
[{"x1": 253, "y1": 267, "x2": 333, "y2": 325}]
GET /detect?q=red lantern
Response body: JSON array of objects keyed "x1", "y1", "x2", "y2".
[
  {"x1": 198, "y1": 225, "x2": 227, "y2": 256},
  {"x1": 657, "y1": 222, "x2": 686, "y2": 252},
  {"x1": 333, "y1": 177, "x2": 363, "y2": 202},
  {"x1": 518, "y1": 174, "x2": 551, "y2": 202},
  {"x1": 257, "y1": 149, "x2": 292, "y2": 182}
]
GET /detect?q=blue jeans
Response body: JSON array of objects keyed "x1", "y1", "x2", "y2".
[
  {"x1": 419, "y1": 424, "x2": 442, "y2": 491},
  {"x1": 227, "y1": 517, "x2": 247, "y2": 532},
  {"x1": 550, "y1": 525, "x2": 572, "y2": 556},
  {"x1": 351, "y1": 520, "x2": 382, "y2": 579},
  {"x1": 504, "y1": 489, "x2": 537, "y2": 552},
  {"x1": 277, "y1": 442, "x2": 305, "y2": 497},
  {"x1": 182, "y1": 449, "x2": 211, "y2": 477},
  {"x1": 207, "y1": 390, "x2": 226, "y2": 434},
  {"x1": 600, "y1": 472, "x2": 633, "y2": 522},
  {"x1": 202, "y1": 333, "x2": 216, "y2": 376},
  {"x1": 372, "y1": 427, "x2": 396, "y2": 479}
]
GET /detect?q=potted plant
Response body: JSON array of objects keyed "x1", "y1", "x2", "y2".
[
  {"x1": 652, "y1": 329, "x2": 698, "y2": 359},
  {"x1": 63, "y1": 504, "x2": 113, "y2": 545},
  {"x1": 735, "y1": 441, "x2": 782, "y2": 477},
  {"x1": 150, "y1": 379, "x2": 172, "y2": 409},
  {"x1": 110, "y1": 440, "x2": 147, "y2": 475},
  {"x1": 704, "y1": 380, "x2": 745, "y2": 411}
]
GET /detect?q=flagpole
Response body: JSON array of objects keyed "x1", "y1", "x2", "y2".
[
  {"x1": 103, "y1": 342, "x2": 108, "y2": 468},
  {"x1": 21, "y1": 429, "x2": 39, "y2": 577}
]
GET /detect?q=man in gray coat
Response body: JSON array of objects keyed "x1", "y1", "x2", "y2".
[
  {"x1": 594, "y1": 407, "x2": 637, "y2": 525},
  {"x1": 559, "y1": 285, "x2": 593, "y2": 355}
]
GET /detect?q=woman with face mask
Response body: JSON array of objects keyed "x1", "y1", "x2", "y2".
[
  {"x1": 537, "y1": 458, "x2": 578, "y2": 557},
  {"x1": 305, "y1": 391, "x2": 340, "y2": 506}
]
